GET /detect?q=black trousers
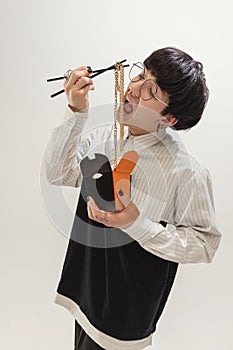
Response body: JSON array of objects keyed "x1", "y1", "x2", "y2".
[{"x1": 74, "y1": 320, "x2": 105, "y2": 350}]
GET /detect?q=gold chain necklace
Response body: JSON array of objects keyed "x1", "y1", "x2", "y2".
[{"x1": 113, "y1": 62, "x2": 125, "y2": 169}]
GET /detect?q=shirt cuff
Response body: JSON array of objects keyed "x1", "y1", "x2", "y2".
[
  {"x1": 64, "y1": 105, "x2": 89, "y2": 120},
  {"x1": 121, "y1": 211, "x2": 165, "y2": 244}
]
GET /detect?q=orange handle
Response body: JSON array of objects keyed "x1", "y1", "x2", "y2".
[{"x1": 112, "y1": 151, "x2": 139, "y2": 210}]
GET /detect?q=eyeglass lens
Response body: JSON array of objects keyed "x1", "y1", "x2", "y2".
[
  {"x1": 129, "y1": 62, "x2": 145, "y2": 82},
  {"x1": 129, "y1": 63, "x2": 158, "y2": 101}
]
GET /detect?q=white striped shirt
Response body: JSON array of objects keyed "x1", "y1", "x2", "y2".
[{"x1": 45, "y1": 106, "x2": 222, "y2": 349}]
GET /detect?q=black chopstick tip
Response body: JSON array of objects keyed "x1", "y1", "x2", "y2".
[{"x1": 50, "y1": 89, "x2": 65, "y2": 98}]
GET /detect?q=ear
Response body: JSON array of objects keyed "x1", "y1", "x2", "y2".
[{"x1": 160, "y1": 114, "x2": 178, "y2": 128}]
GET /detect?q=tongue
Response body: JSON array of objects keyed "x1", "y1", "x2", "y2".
[{"x1": 124, "y1": 102, "x2": 133, "y2": 114}]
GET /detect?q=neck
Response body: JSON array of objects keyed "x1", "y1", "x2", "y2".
[{"x1": 128, "y1": 126, "x2": 150, "y2": 136}]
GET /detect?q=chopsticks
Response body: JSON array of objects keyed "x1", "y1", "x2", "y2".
[{"x1": 47, "y1": 59, "x2": 129, "y2": 98}]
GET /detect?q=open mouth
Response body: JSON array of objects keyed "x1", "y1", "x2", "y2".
[{"x1": 123, "y1": 99, "x2": 134, "y2": 115}]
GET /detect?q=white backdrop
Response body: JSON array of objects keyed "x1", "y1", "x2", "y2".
[{"x1": 1, "y1": 0, "x2": 232, "y2": 349}]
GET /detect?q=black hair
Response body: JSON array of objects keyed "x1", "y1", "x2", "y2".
[{"x1": 143, "y1": 47, "x2": 209, "y2": 130}]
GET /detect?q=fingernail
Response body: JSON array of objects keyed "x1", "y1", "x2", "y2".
[
  {"x1": 87, "y1": 196, "x2": 90, "y2": 201},
  {"x1": 118, "y1": 189, "x2": 124, "y2": 196}
]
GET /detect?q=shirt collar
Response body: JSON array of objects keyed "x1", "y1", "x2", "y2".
[{"x1": 125, "y1": 126, "x2": 167, "y2": 150}]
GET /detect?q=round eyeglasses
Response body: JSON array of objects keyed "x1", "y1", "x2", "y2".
[{"x1": 129, "y1": 62, "x2": 169, "y2": 107}]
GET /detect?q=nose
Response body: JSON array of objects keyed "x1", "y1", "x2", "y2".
[{"x1": 128, "y1": 80, "x2": 143, "y2": 99}]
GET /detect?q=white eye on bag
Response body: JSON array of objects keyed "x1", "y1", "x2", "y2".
[{"x1": 92, "y1": 173, "x2": 103, "y2": 179}]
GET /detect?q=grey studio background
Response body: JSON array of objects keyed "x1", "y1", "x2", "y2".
[{"x1": 0, "y1": 0, "x2": 232, "y2": 349}]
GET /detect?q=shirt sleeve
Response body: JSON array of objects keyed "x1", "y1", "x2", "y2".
[
  {"x1": 44, "y1": 105, "x2": 112, "y2": 188},
  {"x1": 122, "y1": 167, "x2": 222, "y2": 264}
]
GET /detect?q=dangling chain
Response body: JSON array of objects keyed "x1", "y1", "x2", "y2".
[{"x1": 113, "y1": 62, "x2": 124, "y2": 169}]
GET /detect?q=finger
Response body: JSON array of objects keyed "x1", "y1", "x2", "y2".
[
  {"x1": 81, "y1": 84, "x2": 95, "y2": 94},
  {"x1": 116, "y1": 179, "x2": 131, "y2": 207},
  {"x1": 81, "y1": 84, "x2": 94, "y2": 96},
  {"x1": 67, "y1": 78, "x2": 93, "y2": 98},
  {"x1": 89, "y1": 84, "x2": 95, "y2": 90},
  {"x1": 87, "y1": 202, "x2": 93, "y2": 219},
  {"x1": 117, "y1": 188, "x2": 131, "y2": 208},
  {"x1": 87, "y1": 196, "x2": 99, "y2": 210},
  {"x1": 75, "y1": 76, "x2": 94, "y2": 90},
  {"x1": 66, "y1": 68, "x2": 91, "y2": 90},
  {"x1": 70, "y1": 66, "x2": 88, "y2": 74},
  {"x1": 75, "y1": 66, "x2": 88, "y2": 71},
  {"x1": 87, "y1": 197, "x2": 108, "y2": 218},
  {"x1": 64, "y1": 66, "x2": 88, "y2": 88},
  {"x1": 87, "y1": 200, "x2": 101, "y2": 221},
  {"x1": 87, "y1": 197, "x2": 111, "y2": 224},
  {"x1": 70, "y1": 83, "x2": 93, "y2": 99},
  {"x1": 87, "y1": 204, "x2": 102, "y2": 222}
]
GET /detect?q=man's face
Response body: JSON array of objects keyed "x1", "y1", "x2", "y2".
[{"x1": 117, "y1": 66, "x2": 170, "y2": 136}]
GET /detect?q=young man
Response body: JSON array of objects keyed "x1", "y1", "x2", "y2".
[{"x1": 45, "y1": 47, "x2": 222, "y2": 349}]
